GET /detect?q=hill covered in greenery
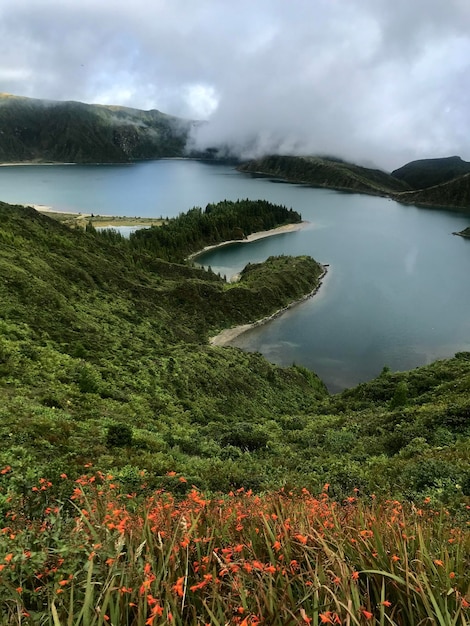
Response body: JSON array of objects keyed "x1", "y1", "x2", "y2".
[
  {"x1": 392, "y1": 155, "x2": 470, "y2": 189},
  {"x1": 130, "y1": 198, "x2": 301, "y2": 261},
  {"x1": 0, "y1": 199, "x2": 469, "y2": 509},
  {"x1": 0, "y1": 93, "x2": 190, "y2": 163},
  {"x1": 395, "y1": 172, "x2": 470, "y2": 211},
  {"x1": 238, "y1": 155, "x2": 411, "y2": 195},
  {"x1": 239, "y1": 154, "x2": 470, "y2": 219}
]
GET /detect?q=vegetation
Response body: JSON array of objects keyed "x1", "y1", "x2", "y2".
[
  {"x1": 392, "y1": 156, "x2": 470, "y2": 190},
  {"x1": 238, "y1": 155, "x2": 410, "y2": 196},
  {"x1": 1, "y1": 479, "x2": 469, "y2": 625},
  {"x1": 239, "y1": 154, "x2": 470, "y2": 213},
  {"x1": 0, "y1": 93, "x2": 190, "y2": 163},
  {"x1": 1, "y1": 199, "x2": 470, "y2": 502},
  {"x1": 1, "y1": 197, "x2": 470, "y2": 623},
  {"x1": 455, "y1": 227, "x2": 470, "y2": 238},
  {"x1": 395, "y1": 173, "x2": 470, "y2": 212},
  {"x1": 130, "y1": 199, "x2": 301, "y2": 262}
]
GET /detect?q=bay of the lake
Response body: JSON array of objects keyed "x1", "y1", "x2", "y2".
[{"x1": 2, "y1": 159, "x2": 470, "y2": 392}]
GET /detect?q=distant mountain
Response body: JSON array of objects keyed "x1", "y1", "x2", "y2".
[
  {"x1": 392, "y1": 156, "x2": 470, "y2": 190},
  {"x1": 394, "y1": 173, "x2": 470, "y2": 211},
  {"x1": 0, "y1": 93, "x2": 191, "y2": 163},
  {"x1": 238, "y1": 154, "x2": 411, "y2": 195}
]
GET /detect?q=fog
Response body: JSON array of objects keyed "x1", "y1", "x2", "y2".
[{"x1": 1, "y1": 0, "x2": 469, "y2": 169}]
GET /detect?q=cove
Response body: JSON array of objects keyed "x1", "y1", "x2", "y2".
[{"x1": 1, "y1": 159, "x2": 470, "y2": 392}]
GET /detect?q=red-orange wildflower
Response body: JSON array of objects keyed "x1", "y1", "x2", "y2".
[{"x1": 172, "y1": 576, "x2": 185, "y2": 597}]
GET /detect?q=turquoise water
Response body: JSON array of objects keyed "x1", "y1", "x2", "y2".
[{"x1": 1, "y1": 160, "x2": 470, "y2": 391}]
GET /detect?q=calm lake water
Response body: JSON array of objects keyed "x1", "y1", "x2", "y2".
[{"x1": 1, "y1": 160, "x2": 470, "y2": 392}]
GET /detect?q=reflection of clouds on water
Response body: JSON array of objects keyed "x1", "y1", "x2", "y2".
[
  {"x1": 410, "y1": 342, "x2": 470, "y2": 363},
  {"x1": 404, "y1": 247, "x2": 418, "y2": 275}
]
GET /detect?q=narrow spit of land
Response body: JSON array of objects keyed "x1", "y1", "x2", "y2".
[
  {"x1": 27, "y1": 205, "x2": 322, "y2": 346},
  {"x1": 186, "y1": 220, "x2": 328, "y2": 347},
  {"x1": 210, "y1": 263, "x2": 327, "y2": 346}
]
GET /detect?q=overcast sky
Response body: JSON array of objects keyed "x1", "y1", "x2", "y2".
[{"x1": 1, "y1": 0, "x2": 469, "y2": 170}]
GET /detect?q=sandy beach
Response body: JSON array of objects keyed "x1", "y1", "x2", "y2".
[
  {"x1": 29, "y1": 204, "x2": 92, "y2": 217},
  {"x1": 188, "y1": 221, "x2": 308, "y2": 263}
]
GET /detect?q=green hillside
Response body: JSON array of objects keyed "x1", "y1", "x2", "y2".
[
  {"x1": 394, "y1": 173, "x2": 470, "y2": 212},
  {"x1": 0, "y1": 199, "x2": 469, "y2": 509},
  {"x1": 392, "y1": 156, "x2": 470, "y2": 189},
  {"x1": 238, "y1": 154, "x2": 411, "y2": 195},
  {"x1": 0, "y1": 93, "x2": 190, "y2": 162}
]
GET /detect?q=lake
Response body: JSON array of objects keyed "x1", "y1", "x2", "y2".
[{"x1": 1, "y1": 159, "x2": 470, "y2": 392}]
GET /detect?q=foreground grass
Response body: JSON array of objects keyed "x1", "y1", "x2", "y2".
[{"x1": 1, "y1": 471, "x2": 469, "y2": 625}]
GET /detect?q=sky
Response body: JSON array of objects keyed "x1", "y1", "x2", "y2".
[{"x1": 1, "y1": 0, "x2": 469, "y2": 170}]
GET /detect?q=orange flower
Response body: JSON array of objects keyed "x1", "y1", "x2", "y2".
[
  {"x1": 172, "y1": 576, "x2": 185, "y2": 597},
  {"x1": 381, "y1": 600, "x2": 392, "y2": 607},
  {"x1": 300, "y1": 608, "x2": 312, "y2": 624},
  {"x1": 351, "y1": 570, "x2": 359, "y2": 580},
  {"x1": 295, "y1": 534, "x2": 308, "y2": 545},
  {"x1": 319, "y1": 613, "x2": 333, "y2": 624},
  {"x1": 434, "y1": 559, "x2": 444, "y2": 567},
  {"x1": 361, "y1": 609, "x2": 373, "y2": 620}
]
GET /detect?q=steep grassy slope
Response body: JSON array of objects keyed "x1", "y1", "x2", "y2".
[
  {"x1": 0, "y1": 93, "x2": 190, "y2": 162},
  {"x1": 0, "y1": 200, "x2": 469, "y2": 506},
  {"x1": 238, "y1": 154, "x2": 411, "y2": 195},
  {"x1": 392, "y1": 155, "x2": 470, "y2": 189},
  {"x1": 0, "y1": 201, "x2": 326, "y2": 491}
]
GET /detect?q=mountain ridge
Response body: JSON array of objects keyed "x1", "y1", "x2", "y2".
[{"x1": 0, "y1": 92, "x2": 191, "y2": 163}]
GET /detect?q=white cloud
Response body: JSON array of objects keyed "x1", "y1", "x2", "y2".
[{"x1": 0, "y1": 0, "x2": 469, "y2": 168}]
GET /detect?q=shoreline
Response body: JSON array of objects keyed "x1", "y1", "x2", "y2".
[
  {"x1": 188, "y1": 221, "x2": 308, "y2": 265},
  {"x1": 23, "y1": 204, "x2": 163, "y2": 228},
  {"x1": 0, "y1": 161, "x2": 77, "y2": 167},
  {"x1": 210, "y1": 264, "x2": 328, "y2": 347},
  {"x1": 28, "y1": 204, "x2": 93, "y2": 217}
]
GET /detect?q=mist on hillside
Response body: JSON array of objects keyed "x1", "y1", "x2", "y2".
[{"x1": 2, "y1": 0, "x2": 470, "y2": 170}]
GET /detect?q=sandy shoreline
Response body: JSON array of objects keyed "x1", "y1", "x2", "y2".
[
  {"x1": 188, "y1": 221, "x2": 308, "y2": 264},
  {"x1": 210, "y1": 264, "x2": 328, "y2": 347},
  {"x1": 0, "y1": 162, "x2": 76, "y2": 167},
  {"x1": 28, "y1": 204, "x2": 93, "y2": 217}
]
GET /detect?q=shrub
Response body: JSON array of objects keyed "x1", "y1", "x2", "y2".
[{"x1": 106, "y1": 424, "x2": 133, "y2": 447}]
